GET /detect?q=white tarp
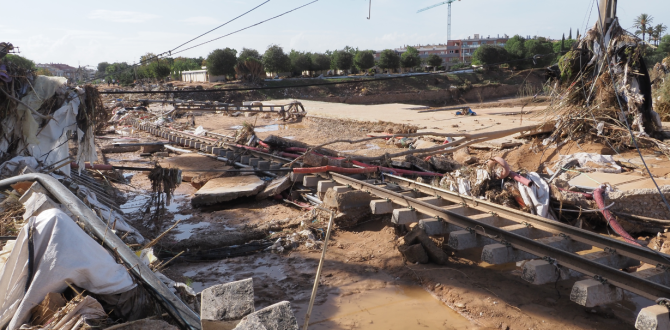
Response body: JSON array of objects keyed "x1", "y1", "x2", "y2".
[
  {"x1": 0, "y1": 208, "x2": 136, "y2": 329},
  {"x1": 518, "y1": 172, "x2": 556, "y2": 220},
  {"x1": 555, "y1": 152, "x2": 622, "y2": 174}
]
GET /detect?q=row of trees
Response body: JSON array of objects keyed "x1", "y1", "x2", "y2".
[
  {"x1": 472, "y1": 35, "x2": 560, "y2": 68},
  {"x1": 634, "y1": 14, "x2": 667, "y2": 46}
]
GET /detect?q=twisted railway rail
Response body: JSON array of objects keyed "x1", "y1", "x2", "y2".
[{"x1": 131, "y1": 120, "x2": 670, "y2": 328}]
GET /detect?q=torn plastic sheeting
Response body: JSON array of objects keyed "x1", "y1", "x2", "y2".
[
  {"x1": 0, "y1": 208, "x2": 136, "y2": 330},
  {"x1": 17, "y1": 76, "x2": 68, "y2": 146},
  {"x1": 78, "y1": 185, "x2": 145, "y2": 244},
  {"x1": 555, "y1": 152, "x2": 622, "y2": 174},
  {"x1": 517, "y1": 172, "x2": 555, "y2": 220}
]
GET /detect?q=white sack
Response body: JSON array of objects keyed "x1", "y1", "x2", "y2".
[{"x1": 518, "y1": 172, "x2": 556, "y2": 220}]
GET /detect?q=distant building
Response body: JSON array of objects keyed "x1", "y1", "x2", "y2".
[
  {"x1": 375, "y1": 33, "x2": 510, "y2": 69},
  {"x1": 180, "y1": 67, "x2": 226, "y2": 83},
  {"x1": 36, "y1": 63, "x2": 95, "y2": 82}
]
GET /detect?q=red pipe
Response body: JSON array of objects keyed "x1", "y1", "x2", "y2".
[
  {"x1": 593, "y1": 187, "x2": 640, "y2": 246},
  {"x1": 293, "y1": 166, "x2": 378, "y2": 174},
  {"x1": 351, "y1": 160, "x2": 443, "y2": 177},
  {"x1": 258, "y1": 140, "x2": 271, "y2": 149}
]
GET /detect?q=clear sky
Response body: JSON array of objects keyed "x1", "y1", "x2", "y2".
[{"x1": 2, "y1": 0, "x2": 668, "y2": 68}]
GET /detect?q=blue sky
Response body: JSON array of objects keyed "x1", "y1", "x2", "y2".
[{"x1": 2, "y1": 0, "x2": 668, "y2": 68}]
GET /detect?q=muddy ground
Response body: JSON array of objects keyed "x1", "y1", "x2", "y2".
[{"x1": 94, "y1": 101, "x2": 670, "y2": 329}]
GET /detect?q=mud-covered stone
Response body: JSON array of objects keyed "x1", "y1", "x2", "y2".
[
  {"x1": 398, "y1": 243, "x2": 429, "y2": 264},
  {"x1": 233, "y1": 301, "x2": 298, "y2": 330},
  {"x1": 323, "y1": 190, "x2": 373, "y2": 212},
  {"x1": 404, "y1": 227, "x2": 448, "y2": 264}
]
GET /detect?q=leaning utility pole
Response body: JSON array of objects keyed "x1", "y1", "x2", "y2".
[{"x1": 598, "y1": 0, "x2": 617, "y2": 33}]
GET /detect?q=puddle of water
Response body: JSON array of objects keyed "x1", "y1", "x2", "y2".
[
  {"x1": 121, "y1": 194, "x2": 188, "y2": 215},
  {"x1": 299, "y1": 285, "x2": 474, "y2": 330},
  {"x1": 174, "y1": 222, "x2": 211, "y2": 240}
]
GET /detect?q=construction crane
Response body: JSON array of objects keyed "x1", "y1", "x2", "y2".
[{"x1": 417, "y1": 0, "x2": 461, "y2": 41}]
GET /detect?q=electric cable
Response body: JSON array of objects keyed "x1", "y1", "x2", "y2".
[{"x1": 170, "y1": 0, "x2": 271, "y2": 52}]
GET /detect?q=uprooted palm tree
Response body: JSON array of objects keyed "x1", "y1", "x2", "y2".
[{"x1": 634, "y1": 13, "x2": 654, "y2": 43}]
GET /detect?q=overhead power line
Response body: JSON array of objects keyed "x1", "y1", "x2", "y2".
[
  {"x1": 171, "y1": 0, "x2": 320, "y2": 55},
  {"x1": 170, "y1": 0, "x2": 271, "y2": 52},
  {"x1": 86, "y1": 0, "x2": 318, "y2": 83}
]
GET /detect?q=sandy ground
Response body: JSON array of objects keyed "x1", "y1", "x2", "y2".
[{"x1": 94, "y1": 97, "x2": 670, "y2": 329}]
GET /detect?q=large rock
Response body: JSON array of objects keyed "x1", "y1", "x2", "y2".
[
  {"x1": 192, "y1": 176, "x2": 267, "y2": 207},
  {"x1": 256, "y1": 176, "x2": 292, "y2": 200},
  {"x1": 201, "y1": 278, "x2": 255, "y2": 330},
  {"x1": 404, "y1": 227, "x2": 449, "y2": 264},
  {"x1": 233, "y1": 301, "x2": 298, "y2": 330},
  {"x1": 398, "y1": 243, "x2": 429, "y2": 264},
  {"x1": 323, "y1": 190, "x2": 372, "y2": 212}
]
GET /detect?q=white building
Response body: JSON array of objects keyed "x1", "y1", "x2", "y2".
[{"x1": 180, "y1": 67, "x2": 226, "y2": 83}]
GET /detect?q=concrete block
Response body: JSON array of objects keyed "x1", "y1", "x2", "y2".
[
  {"x1": 249, "y1": 158, "x2": 260, "y2": 167},
  {"x1": 205, "y1": 146, "x2": 213, "y2": 153},
  {"x1": 233, "y1": 301, "x2": 298, "y2": 330},
  {"x1": 398, "y1": 244, "x2": 429, "y2": 264},
  {"x1": 370, "y1": 199, "x2": 393, "y2": 214},
  {"x1": 201, "y1": 278, "x2": 254, "y2": 330},
  {"x1": 289, "y1": 172, "x2": 304, "y2": 183},
  {"x1": 270, "y1": 163, "x2": 282, "y2": 170},
  {"x1": 633, "y1": 268, "x2": 670, "y2": 286},
  {"x1": 570, "y1": 279, "x2": 622, "y2": 307},
  {"x1": 317, "y1": 181, "x2": 337, "y2": 193},
  {"x1": 332, "y1": 186, "x2": 352, "y2": 194},
  {"x1": 212, "y1": 148, "x2": 222, "y2": 156},
  {"x1": 195, "y1": 142, "x2": 203, "y2": 149},
  {"x1": 419, "y1": 218, "x2": 463, "y2": 236},
  {"x1": 392, "y1": 208, "x2": 418, "y2": 225},
  {"x1": 303, "y1": 175, "x2": 319, "y2": 187},
  {"x1": 241, "y1": 156, "x2": 251, "y2": 164},
  {"x1": 256, "y1": 176, "x2": 292, "y2": 200},
  {"x1": 257, "y1": 161, "x2": 270, "y2": 170},
  {"x1": 192, "y1": 176, "x2": 267, "y2": 207},
  {"x1": 226, "y1": 151, "x2": 235, "y2": 160},
  {"x1": 635, "y1": 305, "x2": 670, "y2": 330},
  {"x1": 481, "y1": 234, "x2": 593, "y2": 264},
  {"x1": 521, "y1": 259, "x2": 571, "y2": 285},
  {"x1": 448, "y1": 224, "x2": 550, "y2": 251},
  {"x1": 323, "y1": 190, "x2": 372, "y2": 212}
]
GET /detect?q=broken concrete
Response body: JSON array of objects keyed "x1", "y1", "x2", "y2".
[
  {"x1": 201, "y1": 278, "x2": 255, "y2": 330},
  {"x1": 404, "y1": 227, "x2": 448, "y2": 264},
  {"x1": 323, "y1": 189, "x2": 373, "y2": 212},
  {"x1": 192, "y1": 176, "x2": 267, "y2": 207},
  {"x1": 233, "y1": 301, "x2": 298, "y2": 330},
  {"x1": 256, "y1": 175, "x2": 292, "y2": 200},
  {"x1": 191, "y1": 167, "x2": 234, "y2": 190}
]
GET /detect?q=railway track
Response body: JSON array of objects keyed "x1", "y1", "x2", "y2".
[{"x1": 132, "y1": 121, "x2": 670, "y2": 329}]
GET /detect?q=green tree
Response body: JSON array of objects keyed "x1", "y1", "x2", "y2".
[
  {"x1": 400, "y1": 46, "x2": 422, "y2": 71},
  {"x1": 148, "y1": 59, "x2": 171, "y2": 79},
  {"x1": 140, "y1": 53, "x2": 158, "y2": 66},
  {"x1": 427, "y1": 54, "x2": 443, "y2": 70},
  {"x1": 652, "y1": 24, "x2": 668, "y2": 46},
  {"x1": 525, "y1": 38, "x2": 554, "y2": 66},
  {"x1": 634, "y1": 14, "x2": 654, "y2": 42},
  {"x1": 289, "y1": 50, "x2": 312, "y2": 75},
  {"x1": 553, "y1": 38, "x2": 577, "y2": 53},
  {"x1": 262, "y1": 45, "x2": 291, "y2": 74},
  {"x1": 310, "y1": 53, "x2": 331, "y2": 72},
  {"x1": 377, "y1": 49, "x2": 400, "y2": 72},
  {"x1": 333, "y1": 50, "x2": 354, "y2": 73},
  {"x1": 4, "y1": 54, "x2": 35, "y2": 70},
  {"x1": 659, "y1": 35, "x2": 670, "y2": 55},
  {"x1": 97, "y1": 62, "x2": 110, "y2": 78},
  {"x1": 207, "y1": 48, "x2": 238, "y2": 77},
  {"x1": 238, "y1": 48, "x2": 262, "y2": 63},
  {"x1": 472, "y1": 45, "x2": 509, "y2": 66},
  {"x1": 105, "y1": 62, "x2": 134, "y2": 85},
  {"x1": 354, "y1": 51, "x2": 375, "y2": 71},
  {"x1": 505, "y1": 35, "x2": 526, "y2": 59},
  {"x1": 568, "y1": 28, "x2": 572, "y2": 40}
]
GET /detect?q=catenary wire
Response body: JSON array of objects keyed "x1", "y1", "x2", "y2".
[{"x1": 170, "y1": 0, "x2": 271, "y2": 52}]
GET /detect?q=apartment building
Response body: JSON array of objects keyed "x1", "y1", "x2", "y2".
[{"x1": 374, "y1": 33, "x2": 509, "y2": 68}]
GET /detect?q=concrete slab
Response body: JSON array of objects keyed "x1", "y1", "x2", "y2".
[
  {"x1": 370, "y1": 199, "x2": 393, "y2": 214},
  {"x1": 303, "y1": 175, "x2": 319, "y2": 187},
  {"x1": 159, "y1": 154, "x2": 230, "y2": 182},
  {"x1": 256, "y1": 176, "x2": 292, "y2": 200},
  {"x1": 192, "y1": 176, "x2": 267, "y2": 206},
  {"x1": 392, "y1": 208, "x2": 418, "y2": 225}
]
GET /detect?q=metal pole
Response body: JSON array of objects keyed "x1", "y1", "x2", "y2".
[
  {"x1": 447, "y1": 2, "x2": 452, "y2": 41},
  {"x1": 302, "y1": 207, "x2": 335, "y2": 330},
  {"x1": 0, "y1": 174, "x2": 201, "y2": 330}
]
